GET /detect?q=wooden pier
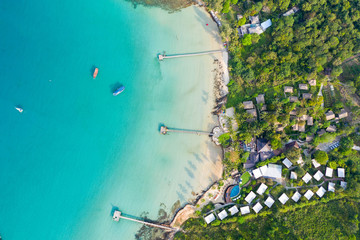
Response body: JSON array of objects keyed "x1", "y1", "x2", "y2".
[
  {"x1": 160, "y1": 125, "x2": 213, "y2": 136},
  {"x1": 158, "y1": 49, "x2": 225, "y2": 61},
  {"x1": 113, "y1": 210, "x2": 177, "y2": 232}
]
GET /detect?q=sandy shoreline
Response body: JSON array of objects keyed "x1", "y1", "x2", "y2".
[{"x1": 168, "y1": 5, "x2": 230, "y2": 230}]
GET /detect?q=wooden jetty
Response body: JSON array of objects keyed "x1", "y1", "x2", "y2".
[
  {"x1": 158, "y1": 49, "x2": 225, "y2": 61},
  {"x1": 160, "y1": 125, "x2": 213, "y2": 136},
  {"x1": 112, "y1": 210, "x2": 177, "y2": 232}
]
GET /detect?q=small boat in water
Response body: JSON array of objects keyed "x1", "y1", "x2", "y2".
[
  {"x1": 15, "y1": 107, "x2": 23, "y2": 113},
  {"x1": 113, "y1": 86, "x2": 125, "y2": 96},
  {"x1": 93, "y1": 67, "x2": 99, "y2": 79}
]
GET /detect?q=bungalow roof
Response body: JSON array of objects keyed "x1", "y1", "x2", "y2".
[
  {"x1": 259, "y1": 165, "x2": 268, "y2": 176},
  {"x1": 240, "y1": 206, "x2": 250, "y2": 215},
  {"x1": 243, "y1": 101, "x2": 254, "y2": 109},
  {"x1": 256, "y1": 183, "x2": 268, "y2": 195},
  {"x1": 316, "y1": 186, "x2": 326, "y2": 198},
  {"x1": 338, "y1": 109, "x2": 348, "y2": 119},
  {"x1": 325, "y1": 167, "x2": 333, "y2": 177},
  {"x1": 228, "y1": 205, "x2": 239, "y2": 215},
  {"x1": 313, "y1": 170, "x2": 324, "y2": 181},
  {"x1": 253, "y1": 202, "x2": 263, "y2": 213},
  {"x1": 245, "y1": 191, "x2": 257, "y2": 203},
  {"x1": 278, "y1": 193, "x2": 289, "y2": 205},
  {"x1": 290, "y1": 171, "x2": 297, "y2": 180},
  {"x1": 246, "y1": 109, "x2": 257, "y2": 118},
  {"x1": 328, "y1": 182, "x2": 335, "y2": 192},
  {"x1": 264, "y1": 196, "x2": 275, "y2": 208},
  {"x1": 309, "y1": 79, "x2": 316, "y2": 86},
  {"x1": 289, "y1": 96, "x2": 298, "y2": 102},
  {"x1": 282, "y1": 158, "x2": 293, "y2": 168},
  {"x1": 340, "y1": 181, "x2": 347, "y2": 189},
  {"x1": 218, "y1": 210, "x2": 228, "y2": 220},
  {"x1": 261, "y1": 19, "x2": 272, "y2": 30},
  {"x1": 307, "y1": 116, "x2": 313, "y2": 126},
  {"x1": 204, "y1": 213, "x2": 216, "y2": 224},
  {"x1": 312, "y1": 159, "x2": 321, "y2": 168},
  {"x1": 252, "y1": 168, "x2": 262, "y2": 179},
  {"x1": 264, "y1": 164, "x2": 282, "y2": 179},
  {"x1": 326, "y1": 125, "x2": 337, "y2": 132},
  {"x1": 256, "y1": 94, "x2": 265, "y2": 104},
  {"x1": 338, "y1": 168, "x2": 345, "y2": 178},
  {"x1": 302, "y1": 172, "x2": 312, "y2": 184},
  {"x1": 292, "y1": 192, "x2": 301, "y2": 202},
  {"x1": 299, "y1": 83, "x2": 309, "y2": 90},
  {"x1": 302, "y1": 93, "x2": 312, "y2": 99},
  {"x1": 284, "y1": 86, "x2": 293, "y2": 93},
  {"x1": 325, "y1": 111, "x2": 335, "y2": 121},
  {"x1": 257, "y1": 138, "x2": 271, "y2": 152},
  {"x1": 304, "y1": 190, "x2": 314, "y2": 200}
]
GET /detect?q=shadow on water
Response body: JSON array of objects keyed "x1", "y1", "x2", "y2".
[
  {"x1": 109, "y1": 82, "x2": 123, "y2": 94},
  {"x1": 184, "y1": 167, "x2": 194, "y2": 178},
  {"x1": 110, "y1": 205, "x2": 120, "y2": 217},
  {"x1": 90, "y1": 65, "x2": 97, "y2": 77}
]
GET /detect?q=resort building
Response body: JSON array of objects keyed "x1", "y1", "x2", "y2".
[
  {"x1": 218, "y1": 210, "x2": 228, "y2": 220},
  {"x1": 341, "y1": 181, "x2": 347, "y2": 189},
  {"x1": 265, "y1": 164, "x2": 282, "y2": 179},
  {"x1": 245, "y1": 191, "x2": 257, "y2": 203},
  {"x1": 307, "y1": 116, "x2": 314, "y2": 126},
  {"x1": 292, "y1": 192, "x2": 301, "y2": 202},
  {"x1": 290, "y1": 171, "x2": 297, "y2": 180},
  {"x1": 264, "y1": 196, "x2": 275, "y2": 208},
  {"x1": 253, "y1": 202, "x2": 263, "y2": 214},
  {"x1": 204, "y1": 213, "x2": 216, "y2": 224},
  {"x1": 326, "y1": 125, "x2": 337, "y2": 132},
  {"x1": 252, "y1": 168, "x2": 263, "y2": 179},
  {"x1": 316, "y1": 187, "x2": 326, "y2": 198},
  {"x1": 228, "y1": 205, "x2": 239, "y2": 216},
  {"x1": 338, "y1": 168, "x2": 345, "y2": 178},
  {"x1": 278, "y1": 193, "x2": 289, "y2": 205},
  {"x1": 328, "y1": 182, "x2": 335, "y2": 192},
  {"x1": 284, "y1": 86, "x2": 293, "y2": 93},
  {"x1": 302, "y1": 93, "x2": 312, "y2": 100},
  {"x1": 304, "y1": 190, "x2": 314, "y2": 200},
  {"x1": 282, "y1": 158, "x2": 293, "y2": 168},
  {"x1": 282, "y1": 6, "x2": 299, "y2": 16},
  {"x1": 325, "y1": 167, "x2": 333, "y2": 177},
  {"x1": 259, "y1": 165, "x2": 268, "y2": 176},
  {"x1": 302, "y1": 172, "x2": 312, "y2": 184},
  {"x1": 313, "y1": 170, "x2": 324, "y2": 181},
  {"x1": 299, "y1": 84, "x2": 309, "y2": 90},
  {"x1": 318, "y1": 129, "x2": 326, "y2": 136},
  {"x1": 256, "y1": 94, "x2": 265, "y2": 104},
  {"x1": 256, "y1": 183, "x2": 268, "y2": 195},
  {"x1": 240, "y1": 206, "x2": 250, "y2": 215},
  {"x1": 309, "y1": 79, "x2": 316, "y2": 86},
  {"x1": 312, "y1": 159, "x2": 321, "y2": 168},
  {"x1": 246, "y1": 109, "x2": 257, "y2": 119},
  {"x1": 243, "y1": 101, "x2": 254, "y2": 110},
  {"x1": 289, "y1": 96, "x2": 299, "y2": 102},
  {"x1": 338, "y1": 109, "x2": 348, "y2": 119},
  {"x1": 325, "y1": 111, "x2": 335, "y2": 121}
]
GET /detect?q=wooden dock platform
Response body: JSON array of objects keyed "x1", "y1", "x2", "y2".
[
  {"x1": 158, "y1": 49, "x2": 225, "y2": 61},
  {"x1": 112, "y1": 210, "x2": 177, "y2": 232},
  {"x1": 160, "y1": 125, "x2": 213, "y2": 136}
]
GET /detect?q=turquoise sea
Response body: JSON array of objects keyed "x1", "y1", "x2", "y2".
[{"x1": 0, "y1": 1, "x2": 223, "y2": 239}]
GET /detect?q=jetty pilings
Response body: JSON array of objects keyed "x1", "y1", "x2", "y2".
[{"x1": 158, "y1": 49, "x2": 225, "y2": 61}]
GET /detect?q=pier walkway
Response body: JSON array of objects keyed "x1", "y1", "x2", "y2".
[
  {"x1": 158, "y1": 49, "x2": 225, "y2": 60},
  {"x1": 113, "y1": 210, "x2": 177, "y2": 232},
  {"x1": 160, "y1": 125, "x2": 213, "y2": 136}
]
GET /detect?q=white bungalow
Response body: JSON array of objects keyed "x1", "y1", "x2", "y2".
[
  {"x1": 325, "y1": 111, "x2": 335, "y2": 121},
  {"x1": 256, "y1": 183, "x2": 268, "y2": 195},
  {"x1": 264, "y1": 196, "x2": 275, "y2": 208},
  {"x1": 309, "y1": 79, "x2": 316, "y2": 86},
  {"x1": 278, "y1": 193, "x2": 289, "y2": 205},
  {"x1": 325, "y1": 167, "x2": 333, "y2": 177},
  {"x1": 218, "y1": 210, "x2": 228, "y2": 220},
  {"x1": 259, "y1": 165, "x2": 268, "y2": 176},
  {"x1": 304, "y1": 190, "x2": 314, "y2": 200},
  {"x1": 302, "y1": 172, "x2": 312, "y2": 184},
  {"x1": 299, "y1": 84, "x2": 309, "y2": 90},
  {"x1": 316, "y1": 187, "x2": 326, "y2": 198},
  {"x1": 240, "y1": 206, "x2": 250, "y2": 215},
  {"x1": 290, "y1": 171, "x2": 297, "y2": 180},
  {"x1": 338, "y1": 168, "x2": 345, "y2": 178},
  {"x1": 284, "y1": 86, "x2": 293, "y2": 93},
  {"x1": 228, "y1": 205, "x2": 239, "y2": 216},
  {"x1": 264, "y1": 164, "x2": 283, "y2": 179},
  {"x1": 252, "y1": 168, "x2": 262, "y2": 179},
  {"x1": 313, "y1": 170, "x2": 324, "y2": 181},
  {"x1": 292, "y1": 192, "x2": 301, "y2": 202},
  {"x1": 341, "y1": 181, "x2": 347, "y2": 189},
  {"x1": 312, "y1": 159, "x2": 321, "y2": 168},
  {"x1": 282, "y1": 158, "x2": 293, "y2": 168},
  {"x1": 245, "y1": 191, "x2": 257, "y2": 203},
  {"x1": 204, "y1": 213, "x2": 216, "y2": 224},
  {"x1": 328, "y1": 182, "x2": 335, "y2": 192},
  {"x1": 253, "y1": 202, "x2": 263, "y2": 214}
]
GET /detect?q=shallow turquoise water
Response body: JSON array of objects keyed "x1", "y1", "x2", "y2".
[{"x1": 0, "y1": 1, "x2": 222, "y2": 239}]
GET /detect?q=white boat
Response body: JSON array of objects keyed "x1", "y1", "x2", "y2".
[{"x1": 15, "y1": 107, "x2": 23, "y2": 113}]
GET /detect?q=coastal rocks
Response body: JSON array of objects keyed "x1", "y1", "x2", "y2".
[
  {"x1": 127, "y1": 0, "x2": 193, "y2": 12},
  {"x1": 170, "y1": 204, "x2": 196, "y2": 229}
]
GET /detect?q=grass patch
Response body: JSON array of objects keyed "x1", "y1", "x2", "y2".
[{"x1": 239, "y1": 172, "x2": 251, "y2": 187}]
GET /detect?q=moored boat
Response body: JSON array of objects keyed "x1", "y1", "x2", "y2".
[
  {"x1": 93, "y1": 67, "x2": 98, "y2": 79},
  {"x1": 113, "y1": 86, "x2": 125, "y2": 96},
  {"x1": 15, "y1": 107, "x2": 23, "y2": 113}
]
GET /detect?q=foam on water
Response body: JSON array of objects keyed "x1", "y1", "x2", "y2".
[{"x1": 0, "y1": 1, "x2": 223, "y2": 239}]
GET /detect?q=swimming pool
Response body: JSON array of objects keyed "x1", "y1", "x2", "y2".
[{"x1": 230, "y1": 185, "x2": 240, "y2": 198}]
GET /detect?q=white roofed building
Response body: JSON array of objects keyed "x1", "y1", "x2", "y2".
[
  {"x1": 261, "y1": 19, "x2": 272, "y2": 30},
  {"x1": 313, "y1": 170, "x2": 324, "y2": 181},
  {"x1": 278, "y1": 193, "x2": 289, "y2": 204},
  {"x1": 316, "y1": 187, "x2": 326, "y2": 198},
  {"x1": 341, "y1": 181, "x2": 347, "y2": 189},
  {"x1": 240, "y1": 206, "x2": 250, "y2": 215},
  {"x1": 259, "y1": 165, "x2": 268, "y2": 176},
  {"x1": 292, "y1": 192, "x2": 301, "y2": 202},
  {"x1": 264, "y1": 196, "x2": 275, "y2": 208},
  {"x1": 252, "y1": 168, "x2": 262, "y2": 179},
  {"x1": 245, "y1": 191, "x2": 257, "y2": 203},
  {"x1": 282, "y1": 158, "x2": 293, "y2": 168},
  {"x1": 264, "y1": 164, "x2": 283, "y2": 179},
  {"x1": 338, "y1": 168, "x2": 345, "y2": 178},
  {"x1": 228, "y1": 205, "x2": 239, "y2": 216},
  {"x1": 218, "y1": 210, "x2": 228, "y2": 220},
  {"x1": 204, "y1": 213, "x2": 216, "y2": 224},
  {"x1": 256, "y1": 183, "x2": 268, "y2": 195},
  {"x1": 328, "y1": 182, "x2": 335, "y2": 192},
  {"x1": 312, "y1": 159, "x2": 321, "y2": 168},
  {"x1": 302, "y1": 172, "x2": 312, "y2": 184},
  {"x1": 290, "y1": 171, "x2": 297, "y2": 180},
  {"x1": 326, "y1": 167, "x2": 333, "y2": 177},
  {"x1": 253, "y1": 202, "x2": 263, "y2": 213},
  {"x1": 304, "y1": 190, "x2": 314, "y2": 200}
]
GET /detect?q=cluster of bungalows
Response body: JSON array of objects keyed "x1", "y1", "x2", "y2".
[{"x1": 238, "y1": 15, "x2": 272, "y2": 37}]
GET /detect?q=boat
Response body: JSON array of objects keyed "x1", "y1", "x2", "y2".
[
  {"x1": 113, "y1": 86, "x2": 125, "y2": 96},
  {"x1": 15, "y1": 107, "x2": 23, "y2": 113},
  {"x1": 93, "y1": 67, "x2": 98, "y2": 79}
]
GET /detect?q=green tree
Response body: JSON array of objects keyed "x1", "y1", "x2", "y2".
[
  {"x1": 238, "y1": 17, "x2": 246, "y2": 26},
  {"x1": 314, "y1": 150, "x2": 328, "y2": 165},
  {"x1": 339, "y1": 137, "x2": 354, "y2": 155},
  {"x1": 242, "y1": 34, "x2": 252, "y2": 46}
]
